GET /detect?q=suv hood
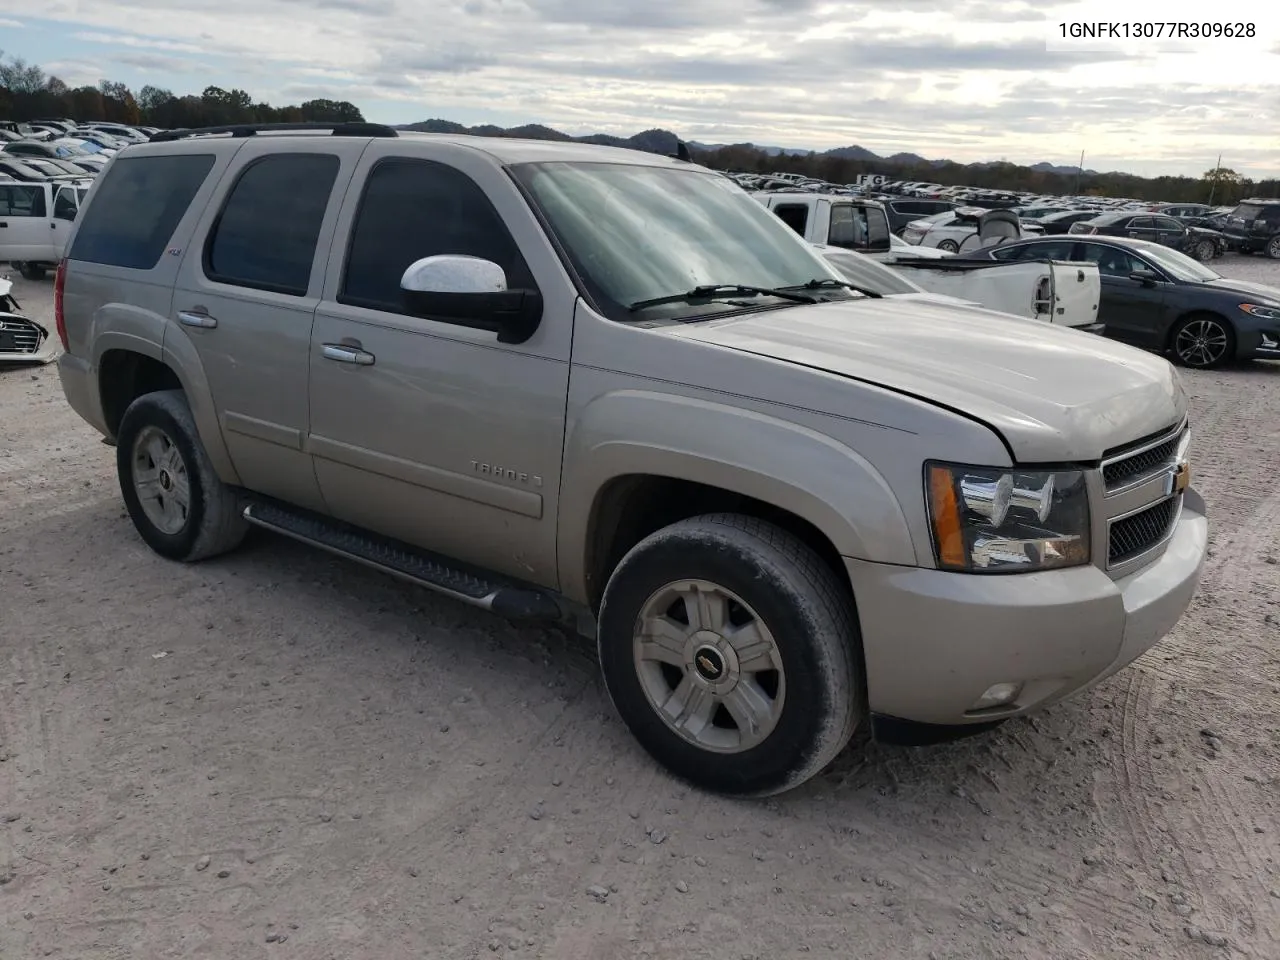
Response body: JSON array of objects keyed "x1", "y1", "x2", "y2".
[{"x1": 665, "y1": 298, "x2": 1186, "y2": 462}]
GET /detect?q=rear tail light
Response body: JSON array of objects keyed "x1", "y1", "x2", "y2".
[{"x1": 54, "y1": 258, "x2": 68, "y2": 351}]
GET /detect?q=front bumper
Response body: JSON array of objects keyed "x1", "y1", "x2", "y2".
[
  {"x1": 0, "y1": 313, "x2": 57, "y2": 365},
  {"x1": 845, "y1": 489, "x2": 1208, "y2": 727},
  {"x1": 1238, "y1": 327, "x2": 1280, "y2": 360}
]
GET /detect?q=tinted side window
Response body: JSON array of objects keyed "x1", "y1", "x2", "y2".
[
  {"x1": 1013, "y1": 240, "x2": 1079, "y2": 260},
  {"x1": 989, "y1": 244, "x2": 1027, "y2": 261},
  {"x1": 205, "y1": 153, "x2": 339, "y2": 296},
  {"x1": 1078, "y1": 243, "x2": 1145, "y2": 277},
  {"x1": 772, "y1": 203, "x2": 809, "y2": 236},
  {"x1": 1155, "y1": 217, "x2": 1183, "y2": 231},
  {"x1": 340, "y1": 158, "x2": 535, "y2": 313},
  {"x1": 1261, "y1": 206, "x2": 1280, "y2": 223},
  {"x1": 1128, "y1": 217, "x2": 1154, "y2": 229},
  {"x1": 53, "y1": 188, "x2": 78, "y2": 221},
  {"x1": 0, "y1": 184, "x2": 45, "y2": 217},
  {"x1": 70, "y1": 154, "x2": 215, "y2": 270}
]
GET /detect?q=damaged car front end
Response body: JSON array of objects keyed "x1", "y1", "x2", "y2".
[{"x1": 0, "y1": 274, "x2": 56, "y2": 364}]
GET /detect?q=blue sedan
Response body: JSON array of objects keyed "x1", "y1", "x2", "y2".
[{"x1": 961, "y1": 235, "x2": 1280, "y2": 369}]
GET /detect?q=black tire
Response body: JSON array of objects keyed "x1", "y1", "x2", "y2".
[
  {"x1": 597, "y1": 513, "x2": 863, "y2": 796},
  {"x1": 17, "y1": 263, "x2": 46, "y2": 281},
  {"x1": 1193, "y1": 239, "x2": 1215, "y2": 263},
  {"x1": 1266, "y1": 235, "x2": 1280, "y2": 260},
  {"x1": 937, "y1": 239, "x2": 959, "y2": 253},
  {"x1": 116, "y1": 389, "x2": 248, "y2": 561},
  {"x1": 1168, "y1": 313, "x2": 1235, "y2": 370}
]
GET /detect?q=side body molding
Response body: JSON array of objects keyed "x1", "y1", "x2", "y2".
[{"x1": 557, "y1": 388, "x2": 915, "y2": 605}]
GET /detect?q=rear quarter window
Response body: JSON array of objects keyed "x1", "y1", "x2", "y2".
[{"x1": 69, "y1": 154, "x2": 215, "y2": 270}]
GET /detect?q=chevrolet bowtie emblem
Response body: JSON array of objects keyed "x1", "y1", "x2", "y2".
[{"x1": 1172, "y1": 461, "x2": 1190, "y2": 494}]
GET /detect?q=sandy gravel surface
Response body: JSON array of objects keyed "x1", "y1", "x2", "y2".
[{"x1": 2, "y1": 257, "x2": 1278, "y2": 960}]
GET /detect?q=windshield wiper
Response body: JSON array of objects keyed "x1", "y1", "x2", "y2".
[
  {"x1": 786, "y1": 278, "x2": 883, "y2": 299},
  {"x1": 628, "y1": 283, "x2": 818, "y2": 313}
]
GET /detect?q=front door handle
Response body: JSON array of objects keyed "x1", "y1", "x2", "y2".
[
  {"x1": 177, "y1": 310, "x2": 217, "y2": 329},
  {"x1": 322, "y1": 343, "x2": 375, "y2": 366}
]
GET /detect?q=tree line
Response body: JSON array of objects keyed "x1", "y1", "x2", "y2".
[
  {"x1": 0, "y1": 51, "x2": 363, "y2": 130},
  {"x1": 2, "y1": 50, "x2": 1274, "y2": 203},
  {"x1": 693, "y1": 143, "x2": 1277, "y2": 205}
]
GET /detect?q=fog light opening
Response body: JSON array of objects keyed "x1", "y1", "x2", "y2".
[{"x1": 971, "y1": 682, "x2": 1024, "y2": 711}]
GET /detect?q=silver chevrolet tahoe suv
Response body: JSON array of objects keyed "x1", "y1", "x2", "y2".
[{"x1": 55, "y1": 123, "x2": 1208, "y2": 796}]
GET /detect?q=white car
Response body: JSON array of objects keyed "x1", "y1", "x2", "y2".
[
  {"x1": 875, "y1": 233, "x2": 952, "y2": 260},
  {"x1": 902, "y1": 207, "x2": 1043, "y2": 252},
  {"x1": 0, "y1": 180, "x2": 82, "y2": 279}
]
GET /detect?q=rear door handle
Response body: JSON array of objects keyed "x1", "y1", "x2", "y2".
[
  {"x1": 322, "y1": 343, "x2": 375, "y2": 366},
  {"x1": 177, "y1": 310, "x2": 217, "y2": 329}
]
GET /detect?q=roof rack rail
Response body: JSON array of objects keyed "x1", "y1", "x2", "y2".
[{"x1": 149, "y1": 122, "x2": 399, "y2": 143}]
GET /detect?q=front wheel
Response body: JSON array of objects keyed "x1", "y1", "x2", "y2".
[
  {"x1": 1193, "y1": 239, "x2": 1215, "y2": 263},
  {"x1": 1170, "y1": 314, "x2": 1235, "y2": 369},
  {"x1": 17, "y1": 263, "x2": 46, "y2": 281},
  {"x1": 116, "y1": 390, "x2": 248, "y2": 561},
  {"x1": 597, "y1": 514, "x2": 864, "y2": 796}
]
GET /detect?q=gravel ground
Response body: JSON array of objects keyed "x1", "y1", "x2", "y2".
[{"x1": 2, "y1": 256, "x2": 1279, "y2": 960}]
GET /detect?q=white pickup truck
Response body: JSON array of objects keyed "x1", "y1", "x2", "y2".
[{"x1": 755, "y1": 192, "x2": 1101, "y2": 329}]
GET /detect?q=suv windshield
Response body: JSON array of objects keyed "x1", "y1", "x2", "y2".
[{"x1": 510, "y1": 161, "x2": 852, "y2": 323}]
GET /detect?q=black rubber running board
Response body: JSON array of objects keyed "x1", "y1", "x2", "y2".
[{"x1": 242, "y1": 501, "x2": 563, "y2": 622}]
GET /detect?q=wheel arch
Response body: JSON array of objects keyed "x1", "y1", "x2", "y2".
[
  {"x1": 557, "y1": 391, "x2": 918, "y2": 610},
  {"x1": 93, "y1": 336, "x2": 241, "y2": 485}
]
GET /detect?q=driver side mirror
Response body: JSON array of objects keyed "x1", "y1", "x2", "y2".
[
  {"x1": 1129, "y1": 269, "x2": 1160, "y2": 286},
  {"x1": 400, "y1": 255, "x2": 542, "y2": 345}
]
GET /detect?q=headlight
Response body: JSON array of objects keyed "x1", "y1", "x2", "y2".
[
  {"x1": 925, "y1": 463, "x2": 1091, "y2": 573},
  {"x1": 1240, "y1": 303, "x2": 1280, "y2": 322}
]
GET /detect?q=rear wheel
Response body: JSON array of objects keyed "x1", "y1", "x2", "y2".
[
  {"x1": 1266, "y1": 235, "x2": 1280, "y2": 260},
  {"x1": 1170, "y1": 314, "x2": 1234, "y2": 369},
  {"x1": 937, "y1": 239, "x2": 959, "y2": 253},
  {"x1": 597, "y1": 513, "x2": 863, "y2": 796},
  {"x1": 116, "y1": 390, "x2": 248, "y2": 561},
  {"x1": 17, "y1": 263, "x2": 46, "y2": 281}
]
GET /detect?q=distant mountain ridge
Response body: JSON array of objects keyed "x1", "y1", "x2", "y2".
[{"x1": 397, "y1": 118, "x2": 1103, "y2": 176}]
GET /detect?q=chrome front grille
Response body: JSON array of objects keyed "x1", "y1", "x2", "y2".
[
  {"x1": 1099, "y1": 418, "x2": 1191, "y2": 572},
  {"x1": 1109, "y1": 496, "x2": 1179, "y2": 565},
  {"x1": 0, "y1": 317, "x2": 43, "y2": 355},
  {"x1": 1102, "y1": 421, "x2": 1187, "y2": 493}
]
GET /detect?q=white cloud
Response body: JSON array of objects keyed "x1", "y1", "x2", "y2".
[{"x1": 17, "y1": 0, "x2": 1280, "y2": 177}]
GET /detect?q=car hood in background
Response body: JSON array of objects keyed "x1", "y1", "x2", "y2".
[
  {"x1": 1201, "y1": 278, "x2": 1280, "y2": 304},
  {"x1": 663, "y1": 297, "x2": 1185, "y2": 463}
]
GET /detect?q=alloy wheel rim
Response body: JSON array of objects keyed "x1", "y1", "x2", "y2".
[
  {"x1": 632, "y1": 579, "x2": 785, "y2": 754},
  {"x1": 131, "y1": 425, "x2": 191, "y2": 535},
  {"x1": 1175, "y1": 319, "x2": 1228, "y2": 367}
]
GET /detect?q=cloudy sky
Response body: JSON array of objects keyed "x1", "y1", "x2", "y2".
[{"x1": 2, "y1": 0, "x2": 1277, "y2": 178}]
